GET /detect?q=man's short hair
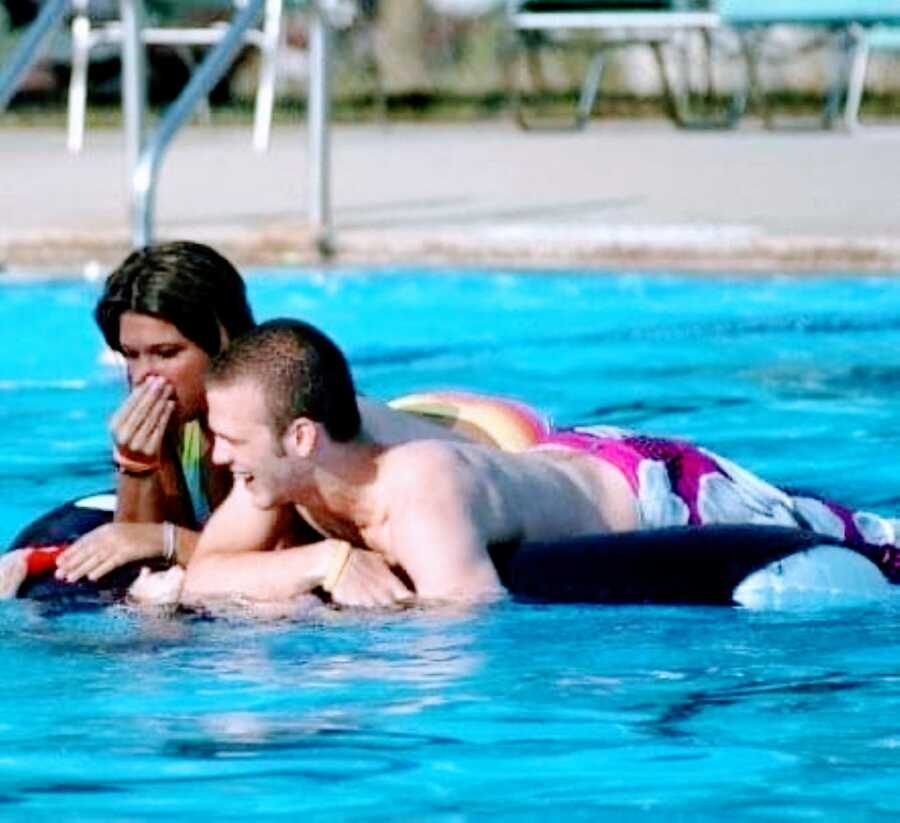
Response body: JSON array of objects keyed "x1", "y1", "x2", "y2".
[{"x1": 207, "y1": 319, "x2": 361, "y2": 442}]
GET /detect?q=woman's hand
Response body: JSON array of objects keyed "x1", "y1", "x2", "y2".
[
  {"x1": 56, "y1": 522, "x2": 173, "y2": 583},
  {"x1": 329, "y1": 548, "x2": 415, "y2": 609},
  {"x1": 111, "y1": 377, "x2": 176, "y2": 469},
  {"x1": 0, "y1": 550, "x2": 29, "y2": 599}
]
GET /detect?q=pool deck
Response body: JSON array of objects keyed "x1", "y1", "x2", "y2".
[{"x1": 2, "y1": 119, "x2": 899, "y2": 276}]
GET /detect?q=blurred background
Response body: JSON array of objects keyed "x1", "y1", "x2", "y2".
[
  {"x1": 3, "y1": 0, "x2": 898, "y2": 124},
  {"x1": 2, "y1": 2, "x2": 898, "y2": 273}
]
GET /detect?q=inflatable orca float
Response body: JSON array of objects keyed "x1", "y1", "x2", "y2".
[{"x1": 7, "y1": 492, "x2": 894, "y2": 608}]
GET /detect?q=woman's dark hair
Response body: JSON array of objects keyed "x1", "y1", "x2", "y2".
[{"x1": 95, "y1": 241, "x2": 255, "y2": 356}]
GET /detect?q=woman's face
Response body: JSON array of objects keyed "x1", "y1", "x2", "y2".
[{"x1": 118, "y1": 311, "x2": 214, "y2": 422}]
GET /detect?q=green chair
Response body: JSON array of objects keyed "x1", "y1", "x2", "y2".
[
  {"x1": 845, "y1": 24, "x2": 900, "y2": 128},
  {"x1": 718, "y1": 1, "x2": 900, "y2": 128}
]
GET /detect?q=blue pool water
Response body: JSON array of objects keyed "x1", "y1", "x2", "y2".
[{"x1": 1, "y1": 268, "x2": 899, "y2": 819}]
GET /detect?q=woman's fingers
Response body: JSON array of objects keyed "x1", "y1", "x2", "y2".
[
  {"x1": 112, "y1": 379, "x2": 173, "y2": 452},
  {"x1": 124, "y1": 381, "x2": 171, "y2": 443},
  {"x1": 58, "y1": 527, "x2": 118, "y2": 582},
  {"x1": 86, "y1": 556, "x2": 122, "y2": 582},
  {"x1": 58, "y1": 548, "x2": 109, "y2": 583},
  {"x1": 110, "y1": 379, "x2": 155, "y2": 439},
  {"x1": 129, "y1": 397, "x2": 175, "y2": 454},
  {"x1": 55, "y1": 523, "x2": 172, "y2": 585}
]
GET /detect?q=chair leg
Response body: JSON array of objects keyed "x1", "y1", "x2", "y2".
[
  {"x1": 653, "y1": 31, "x2": 745, "y2": 129},
  {"x1": 844, "y1": 26, "x2": 870, "y2": 131},
  {"x1": 575, "y1": 51, "x2": 605, "y2": 128},
  {"x1": 252, "y1": 0, "x2": 282, "y2": 152},
  {"x1": 651, "y1": 41, "x2": 682, "y2": 124},
  {"x1": 823, "y1": 27, "x2": 851, "y2": 128},
  {"x1": 67, "y1": 11, "x2": 91, "y2": 154},
  {"x1": 738, "y1": 28, "x2": 772, "y2": 128},
  {"x1": 513, "y1": 34, "x2": 601, "y2": 132}
]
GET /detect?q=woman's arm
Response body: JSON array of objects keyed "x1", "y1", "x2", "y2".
[
  {"x1": 114, "y1": 454, "x2": 193, "y2": 525},
  {"x1": 55, "y1": 521, "x2": 200, "y2": 583}
]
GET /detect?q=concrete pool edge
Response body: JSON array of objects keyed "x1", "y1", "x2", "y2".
[
  {"x1": 2, "y1": 225, "x2": 900, "y2": 278},
  {"x1": 3, "y1": 122, "x2": 898, "y2": 278}
]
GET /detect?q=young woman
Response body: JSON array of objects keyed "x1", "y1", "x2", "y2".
[{"x1": 49, "y1": 241, "x2": 258, "y2": 582}]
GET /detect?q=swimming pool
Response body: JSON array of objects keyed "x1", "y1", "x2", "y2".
[{"x1": 1, "y1": 268, "x2": 899, "y2": 818}]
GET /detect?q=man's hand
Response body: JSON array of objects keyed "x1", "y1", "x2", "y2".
[
  {"x1": 0, "y1": 550, "x2": 29, "y2": 599},
  {"x1": 127, "y1": 566, "x2": 186, "y2": 607},
  {"x1": 329, "y1": 548, "x2": 415, "y2": 609},
  {"x1": 111, "y1": 377, "x2": 175, "y2": 468},
  {"x1": 56, "y1": 522, "x2": 172, "y2": 583}
]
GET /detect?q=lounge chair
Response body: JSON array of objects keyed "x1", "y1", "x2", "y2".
[
  {"x1": 845, "y1": 24, "x2": 900, "y2": 129},
  {"x1": 66, "y1": 0, "x2": 284, "y2": 153},
  {"x1": 719, "y1": 1, "x2": 900, "y2": 128},
  {"x1": 505, "y1": 0, "x2": 725, "y2": 129}
]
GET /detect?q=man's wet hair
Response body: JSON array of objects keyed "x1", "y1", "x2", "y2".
[
  {"x1": 207, "y1": 318, "x2": 362, "y2": 442},
  {"x1": 95, "y1": 241, "x2": 255, "y2": 357}
]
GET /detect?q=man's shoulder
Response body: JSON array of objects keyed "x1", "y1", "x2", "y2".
[
  {"x1": 376, "y1": 441, "x2": 482, "y2": 520},
  {"x1": 385, "y1": 438, "x2": 462, "y2": 468},
  {"x1": 380, "y1": 439, "x2": 470, "y2": 491}
]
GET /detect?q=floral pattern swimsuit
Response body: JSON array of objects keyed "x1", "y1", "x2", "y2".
[{"x1": 540, "y1": 426, "x2": 900, "y2": 584}]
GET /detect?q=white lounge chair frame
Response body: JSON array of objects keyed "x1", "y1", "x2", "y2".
[
  {"x1": 67, "y1": 0, "x2": 284, "y2": 153},
  {"x1": 506, "y1": 1, "x2": 726, "y2": 129}
]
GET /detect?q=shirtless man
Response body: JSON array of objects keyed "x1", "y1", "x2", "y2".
[{"x1": 182, "y1": 318, "x2": 639, "y2": 608}]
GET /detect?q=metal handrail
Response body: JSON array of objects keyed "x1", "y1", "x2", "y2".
[
  {"x1": 0, "y1": 0, "x2": 70, "y2": 110},
  {"x1": 128, "y1": 0, "x2": 267, "y2": 245},
  {"x1": 1, "y1": 0, "x2": 333, "y2": 255},
  {"x1": 308, "y1": 1, "x2": 333, "y2": 255},
  {"x1": 129, "y1": 0, "x2": 333, "y2": 253}
]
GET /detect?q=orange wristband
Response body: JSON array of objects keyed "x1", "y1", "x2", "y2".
[{"x1": 113, "y1": 446, "x2": 160, "y2": 475}]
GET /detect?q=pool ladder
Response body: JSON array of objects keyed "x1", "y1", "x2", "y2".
[{"x1": 0, "y1": 0, "x2": 334, "y2": 254}]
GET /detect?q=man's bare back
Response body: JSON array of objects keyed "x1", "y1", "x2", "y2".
[{"x1": 300, "y1": 439, "x2": 640, "y2": 602}]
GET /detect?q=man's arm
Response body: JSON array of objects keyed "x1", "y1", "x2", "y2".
[
  {"x1": 184, "y1": 481, "x2": 413, "y2": 607},
  {"x1": 183, "y1": 537, "x2": 413, "y2": 608},
  {"x1": 183, "y1": 538, "x2": 336, "y2": 605},
  {"x1": 194, "y1": 479, "x2": 298, "y2": 557},
  {"x1": 386, "y1": 451, "x2": 504, "y2": 603}
]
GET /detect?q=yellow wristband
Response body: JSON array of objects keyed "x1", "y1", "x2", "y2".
[{"x1": 321, "y1": 540, "x2": 353, "y2": 593}]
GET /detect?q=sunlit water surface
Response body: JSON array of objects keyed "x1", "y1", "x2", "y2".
[{"x1": 1, "y1": 268, "x2": 899, "y2": 819}]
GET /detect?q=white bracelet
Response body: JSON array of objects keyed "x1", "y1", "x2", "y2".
[{"x1": 162, "y1": 521, "x2": 177, "y2": 562}]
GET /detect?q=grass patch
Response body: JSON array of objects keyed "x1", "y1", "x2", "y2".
[{"x1": 2, "y1": 89, "x2": 898, "y2": 129}]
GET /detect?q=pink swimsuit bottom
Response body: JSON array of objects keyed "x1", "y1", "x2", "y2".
[{"x1": 539, "y1": 426, "x2": 900, "y2": 584}]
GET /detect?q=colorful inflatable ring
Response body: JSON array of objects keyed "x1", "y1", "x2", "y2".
[
  {"x1": 5, "y1": 493, "x2": 893, "y2": 608},
  {"x1": 388, "y1": 390, "x2": 551, "y2": 452}
]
